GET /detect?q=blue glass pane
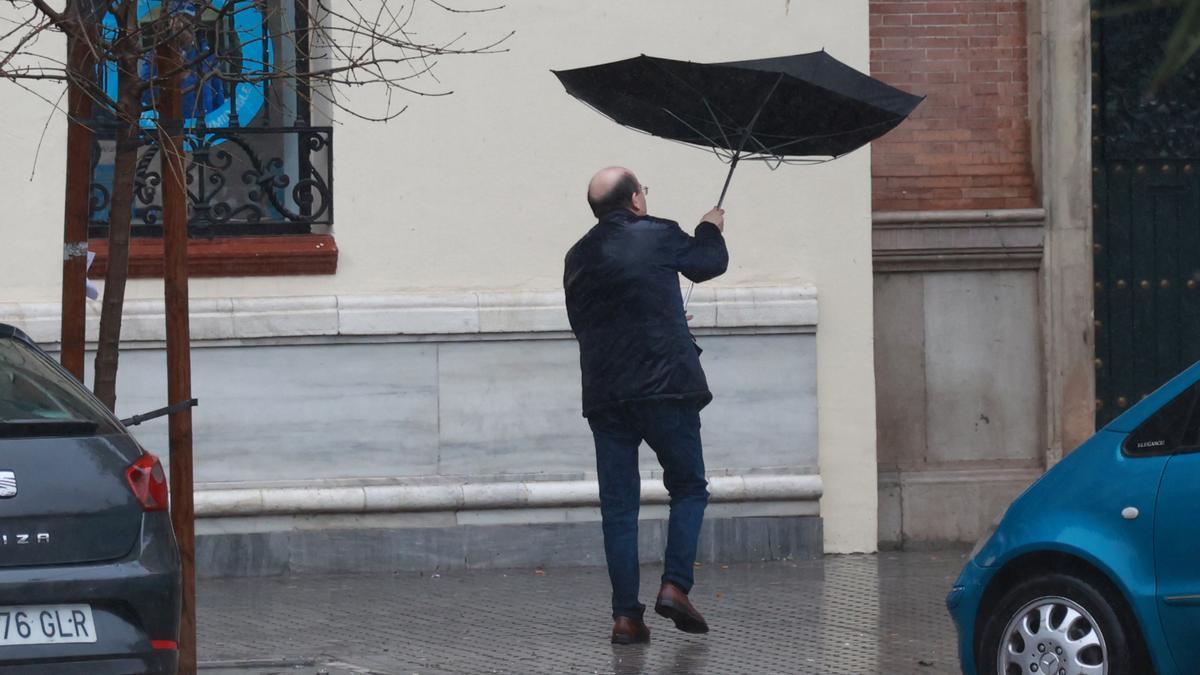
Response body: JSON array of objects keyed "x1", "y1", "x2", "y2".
[{"x1": 100, "y1": 0, "x2": 273, "y2": 130}]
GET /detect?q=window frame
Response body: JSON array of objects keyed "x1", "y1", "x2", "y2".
[
  {"x1": 85, "y1": 0, "x2": 337, "y2": 278},
  {"x1": 1121, "y1": 382, "x2": 1200, "y2": 457},
  {"x1": 87, "y1": 233, "x2": 337, "y2": 278}
]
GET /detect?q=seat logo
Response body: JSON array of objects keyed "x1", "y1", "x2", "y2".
[
  {"x1": 0, "y1": 533, "x2": 48, "y2": 545},
  {"x1": 0, "y1": 472, "x2": 14, "y2": 499}
]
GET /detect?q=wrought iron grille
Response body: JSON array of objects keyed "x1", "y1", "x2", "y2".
[
  {"x1": 88, "y1": 0, "x2": 327, "y2": 237},
  {"x1": 88, "y1": 125, "x2": 332, "y2": 237},
  {"x1": 1095, "y1": 4, "x2": 1200, "y2": 160}
]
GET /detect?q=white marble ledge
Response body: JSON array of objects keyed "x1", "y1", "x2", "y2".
[
  {"x1": 194, "y1": 474, "x2": 824, "y2": 518},
  {"x1": 0, "y1": 285, "x2": 818, "y2": 345}
]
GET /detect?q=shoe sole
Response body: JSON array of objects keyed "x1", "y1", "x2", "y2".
[
  {"x1": 654, "y1": 600, "x2": 709, "y2": 634},
  {"x1": 610, "y1": 633, "x2": 650, "y2": 645}
]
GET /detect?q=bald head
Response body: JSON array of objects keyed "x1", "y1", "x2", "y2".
[{"x1": 587, "y1": 166, "x2": 643, "y2": 218}]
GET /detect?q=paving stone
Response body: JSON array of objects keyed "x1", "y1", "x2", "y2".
[{"x1": 197, "y1": 550, "x2": 968, "y2": 674}]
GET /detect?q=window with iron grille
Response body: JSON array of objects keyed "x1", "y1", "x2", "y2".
[{"x1": 88, "y1": 0, "x2": 332, "y2": 239}]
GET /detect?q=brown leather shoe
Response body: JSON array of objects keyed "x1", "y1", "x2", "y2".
[
  {"x1": 611, "y1": 616, "x2": 651, "y2": 644},
  {"x1": 655, "y1": 582, "x2": 709, "y2": 634}
]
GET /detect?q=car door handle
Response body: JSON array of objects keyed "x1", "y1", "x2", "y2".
[{"x1": 1121, "y1": 506, "x2": 1139, "y2": 520}]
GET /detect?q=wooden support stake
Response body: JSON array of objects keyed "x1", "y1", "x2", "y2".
[
  {"x1": 61, "y1": 28, "x2": 95, "y2": 380},
  {"x1": 156, "y1": 43, "x2": 196, "y2": 675}
]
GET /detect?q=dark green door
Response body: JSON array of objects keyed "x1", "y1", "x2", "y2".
[{"x1": 1093, "y1": 5, "x2": 1200, "y2": 426}]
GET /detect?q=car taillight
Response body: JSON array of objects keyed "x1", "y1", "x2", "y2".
[{"x1": 126, "y1": 453, "x2": 168, "y2": 511}]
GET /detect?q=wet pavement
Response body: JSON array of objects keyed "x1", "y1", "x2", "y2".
[{"x1": 197, "y1": 550, "x2": 968, "y2": 675}]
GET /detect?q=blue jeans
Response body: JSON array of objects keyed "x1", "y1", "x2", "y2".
[{"x1": 588, "y1": 399, "x2": 709, "y2": 619}]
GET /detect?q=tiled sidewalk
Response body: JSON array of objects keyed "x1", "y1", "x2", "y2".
[{"x1": 197, "y1": 550, "x2": 967, "y2": 675}]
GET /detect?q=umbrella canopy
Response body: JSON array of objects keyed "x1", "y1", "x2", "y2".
[
  {"x1": 553, "y1": 51, "x2": 923, "y2": 202},
  {"x1": 553, "y1": 51, "x2": 922, "y2": 307}
]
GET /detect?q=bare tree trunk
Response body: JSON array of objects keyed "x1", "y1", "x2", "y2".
[{"x1": 92, "y1": 48, "x2": 141, "y2": 411}]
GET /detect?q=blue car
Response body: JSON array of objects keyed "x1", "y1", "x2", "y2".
[{"x1": 949, "y1": 361, "x2": 1200, "y2": 675}]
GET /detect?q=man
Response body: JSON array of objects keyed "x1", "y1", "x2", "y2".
[{"x1": 563, "y1": 166, "x2": 729, "y2": 645}]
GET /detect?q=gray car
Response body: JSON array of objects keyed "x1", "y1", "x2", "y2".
[{"x1": 0, "y1": 323, "x2": 180, "y2": 674}]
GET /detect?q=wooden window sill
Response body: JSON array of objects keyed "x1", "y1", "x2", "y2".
[{"x1": 88, "y1": 234, "x2": 338, "y2": 279}]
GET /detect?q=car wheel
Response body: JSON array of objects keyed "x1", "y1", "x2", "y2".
[{"x1": 977, "y1": 573, "x2": 1143, "y2": 675}]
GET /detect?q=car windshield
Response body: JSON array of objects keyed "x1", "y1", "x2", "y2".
[{"x1": 0, "y1": 336, "x2": 119, "y2": 436}]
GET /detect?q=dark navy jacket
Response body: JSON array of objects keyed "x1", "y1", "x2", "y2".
[{"x1": 563, "y1": 209, "x2": 729, "y2": 417}]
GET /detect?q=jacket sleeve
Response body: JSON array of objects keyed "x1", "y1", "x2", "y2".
[
  {"x1": 670, "y1": 221, "x2": 729, "y2": 283},
  {"x1": 562, "y1": 248, "x2": 581, "y2": 335}
]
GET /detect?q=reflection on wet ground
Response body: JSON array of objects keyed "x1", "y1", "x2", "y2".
[
  {"x1": 611, "y1": 639, "x2": 712, "y2": 675},
  {"x1": 198, "y1": 550, "x2": 968, "y2": 674}
]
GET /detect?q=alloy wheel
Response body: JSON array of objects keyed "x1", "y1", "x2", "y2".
[{"x1": 996, "y1": 595, "x2": 1108, "y2": 675}]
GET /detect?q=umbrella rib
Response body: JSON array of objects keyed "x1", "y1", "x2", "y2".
[
  {"x1": 731, "y1": 73, "x2": 785, "y2": 159},
  {"x1": 568, "y1": 94, "x2": 739, "y2": 161},
  {"x1": 749, "y1": 116, "x2": 905, "y2": 156},
  {"x1": 569, "y1": 97, "x2": 717, "y2": 149},
  {"x1": 659, "y1": 107, "x2": 729, "y2": 153},
  {"x1": 645, "y1": 57, "x2": 744, "y2": 131},
  {"x1": 715, "y1": 72, "x2": 785, "y2": 207},
  {"x1": 702, "y1": 97, "x2": 736, "y2": 151},
  {"x1": 744, "y1": 129, "x2": 782, "y2": 163}
]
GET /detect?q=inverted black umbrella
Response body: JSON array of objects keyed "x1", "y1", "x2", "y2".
[{"x1": 553, "y1": 50, "x2": 923, "y2": 207}]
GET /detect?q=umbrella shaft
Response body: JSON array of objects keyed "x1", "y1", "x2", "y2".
[
  {"x1": 696, "y1": 154, "x2": 738, "y2": 310},
  {"x1": 717, "y1": 154, "x2": 740, "y2": 208},
  {"x1": 715, "y1": 73, "x2": 782, "y2": 208},
  {"x1": 697, "y1": 74, "x2": 783, "y2": 307}
]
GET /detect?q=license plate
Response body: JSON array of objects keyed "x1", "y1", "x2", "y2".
[{"x1": 0, "y1": 605, "x2": 96, "y2": 646}]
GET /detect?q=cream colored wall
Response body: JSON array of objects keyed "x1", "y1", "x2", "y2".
[
  {"x1": 1, "y1": 70, "x2": 68, "y2": 305},
  {"x1": 0, "y1": 0, "x2": 876, "y2": 552}
]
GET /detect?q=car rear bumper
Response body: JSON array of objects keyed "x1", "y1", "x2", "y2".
[
  {"x1": 0, "y1": 512, "x2": 180, "y2": 671},
  {"x1": 948, "y1": 558, "x2": 996, "y2": 675},
  {"x1": 0, "y1": 650, "x2": 178, "y2": 675}
]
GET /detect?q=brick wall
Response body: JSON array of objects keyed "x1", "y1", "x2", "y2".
[{"x1": 869, "y1": 0, "x2": 1036, "y2": 212}]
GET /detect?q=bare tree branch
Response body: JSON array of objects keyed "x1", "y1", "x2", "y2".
[
  {"x1": 427, "y1": 0, "x2": 504, "y2": 14},
  {"x1": 0, "y1": 68, "x2": 66, "y2": 78},
  {"x1": 28, "y1": 82, "x2": 66, "y2": 179},
  {"x1": 24, "y1": 0, "x2": 65, "y2": 27},
  {"x1": 1, "y1": 0, "x2": 509, "y2": 404}
]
